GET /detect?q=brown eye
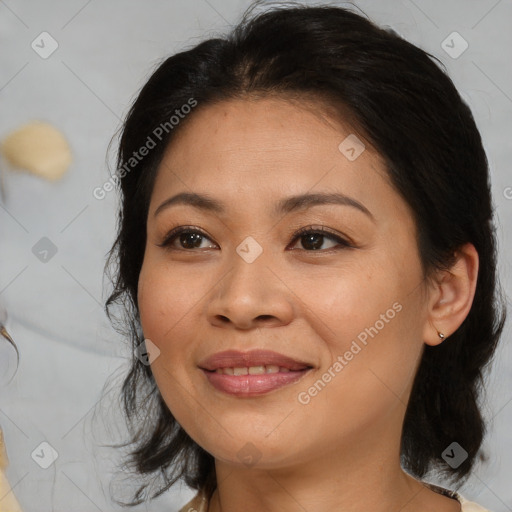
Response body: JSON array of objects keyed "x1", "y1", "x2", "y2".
[
  {"x1": 289, "y1": 227, "x2": 352, "y2": 251},
  {"x1": 158, "y1": 227, "x2": 217, "y2": 250}
]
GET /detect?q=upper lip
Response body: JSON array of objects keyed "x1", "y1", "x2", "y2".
[{"x1": 198, "y1": 349, "x2": 312, "y2": 371}]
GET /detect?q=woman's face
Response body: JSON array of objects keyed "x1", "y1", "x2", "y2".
[{"x1": 137, "y1": 97, "x2": 433, "y2": 469}]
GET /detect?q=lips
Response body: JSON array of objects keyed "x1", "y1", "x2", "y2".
[
  {"x1": 198, "y1": 349, "x2": 311, "y2": 372},
  {"x1": 198, "y1": 349, "x2": 313, "y2": 397}
]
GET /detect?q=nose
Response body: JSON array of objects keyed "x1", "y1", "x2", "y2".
[{"x1": 206, "y1": 252, "x2": 294, "y2": 330}]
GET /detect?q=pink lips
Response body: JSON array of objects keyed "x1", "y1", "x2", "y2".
[{"x1": 198, "y1": 349, "x2": 312, "y2": 397}]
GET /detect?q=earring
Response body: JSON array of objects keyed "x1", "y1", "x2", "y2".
[{"x1": 437, "y1": 331, "x2": 445, "y2": 340}]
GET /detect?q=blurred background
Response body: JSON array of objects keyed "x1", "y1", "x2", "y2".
[{"x1": 0, "y1": 0, "x2": 511, "y2": 511}]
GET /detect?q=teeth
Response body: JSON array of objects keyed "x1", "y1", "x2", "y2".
[
  {"x1": 248, "y1": 365, "x2": 265, "y2": 375},
  {"x1": 214, "y1": 365, "x2": 296, "y2": 375}
]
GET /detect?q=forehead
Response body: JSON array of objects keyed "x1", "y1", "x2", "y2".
[
  {"x1": 150, "y1": 97, "x2": 409, "y2": 224},
  {"x1": 159, "y1": 96, "x2": 372, "y2": 171}
]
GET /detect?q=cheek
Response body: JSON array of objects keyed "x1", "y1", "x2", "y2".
[
  {"x1": 137, "y1": 264, "x2": 207, "y2": 438},
  {"x1": 137, "y1": 260, "x2": 199, "y2": 342},
  {"x1": 294, "y1": 252, "x2": 424, "y2": 398},
  {"x1": 137, "y1": 261, "x2": 205, "y2": 403},
  {"x1": 292, "y1": 255, "x2": 402, "y2": 344}
]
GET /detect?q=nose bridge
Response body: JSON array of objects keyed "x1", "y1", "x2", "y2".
[
  {"x1": 218, "y1": 245, "x2": 271, "y2": 308},
  {"x1": 206, "y1": 241, "x2": 293, "y2": 328}
]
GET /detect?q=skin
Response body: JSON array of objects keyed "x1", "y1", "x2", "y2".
[{"x1": 137, "y1": 97, "x2": 478, "y2": 512}]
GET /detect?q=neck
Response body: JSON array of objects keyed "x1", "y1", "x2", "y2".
[{"x1": 208, "y1": 414, "x2": 428, "y2": 512}]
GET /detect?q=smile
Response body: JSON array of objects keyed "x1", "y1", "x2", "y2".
[
  {"x1": 213, "y1": 365, "x2": 290, "y2": 375},
  {"x1": 198, "y1": 349, "x2": 313, "y2": 397}
]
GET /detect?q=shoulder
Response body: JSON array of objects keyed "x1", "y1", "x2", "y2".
[
  {"x1": 423, "y1": 481, "x2": 492, "y2": 512},
  {"x1": 178, "y1": 491, "x2": 209, "y2": 512},
  {"x1": 459, "y1": 495, "x2": 493, "y2": 512}
]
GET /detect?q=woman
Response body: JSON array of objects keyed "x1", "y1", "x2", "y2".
[{"x1": 105, "y1": 3, "x2": 507, "y2": 511}]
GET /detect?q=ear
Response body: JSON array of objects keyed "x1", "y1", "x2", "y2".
[{"x1": 422, "y1": 242, "x2": 479, "y2": 347}]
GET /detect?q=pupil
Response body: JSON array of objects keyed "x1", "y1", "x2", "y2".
[
  {"x1": 181, "y1": 232, "x2": 202, "y2": 249},
  {"x1": 303, "y1": 234, "x2": 323, "y2": 250}
]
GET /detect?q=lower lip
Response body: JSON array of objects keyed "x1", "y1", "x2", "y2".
[{"x1": 202, "y1": 369, "x2": 310, "y2": 396}]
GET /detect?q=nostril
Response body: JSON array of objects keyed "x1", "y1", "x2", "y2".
[{"x1": 256, "y1": 315, "x2": 274, "y2": 322}]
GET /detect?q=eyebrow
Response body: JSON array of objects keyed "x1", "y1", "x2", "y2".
[{"x1": 153, "y1": 191, "x2": 374, "y2": 221}]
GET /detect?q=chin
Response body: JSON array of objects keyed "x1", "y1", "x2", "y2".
[{"x1": 193, "y1": 426, "x2": 306, "y2": 468}]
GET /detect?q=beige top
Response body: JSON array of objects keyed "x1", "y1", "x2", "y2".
[{"x1": 178, "y1": 484, "x2": 492, "y2": 512}]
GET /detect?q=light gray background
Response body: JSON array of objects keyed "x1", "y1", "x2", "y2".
[{"x1": 0, "y1": 1, "x2": 511, "y2": 511}]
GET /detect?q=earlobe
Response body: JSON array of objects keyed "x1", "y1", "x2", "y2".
[{"x1": 423, "y1": 242, "x2": 479, "y2": 347}]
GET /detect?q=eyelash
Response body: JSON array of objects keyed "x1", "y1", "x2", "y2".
[{"x1": 157, "y1": 225, "x2": 354, "y2": 252}]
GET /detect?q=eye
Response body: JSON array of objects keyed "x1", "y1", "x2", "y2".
[
  {"x1": 288, "y1": 226, "x2": 353, "y2": 251},
  {"x1": 157, "y1": 225, "x2": 353, "y2": 252},
  {"x1": 158, "y1": 226, "x2": 218, "y2": 250}
]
